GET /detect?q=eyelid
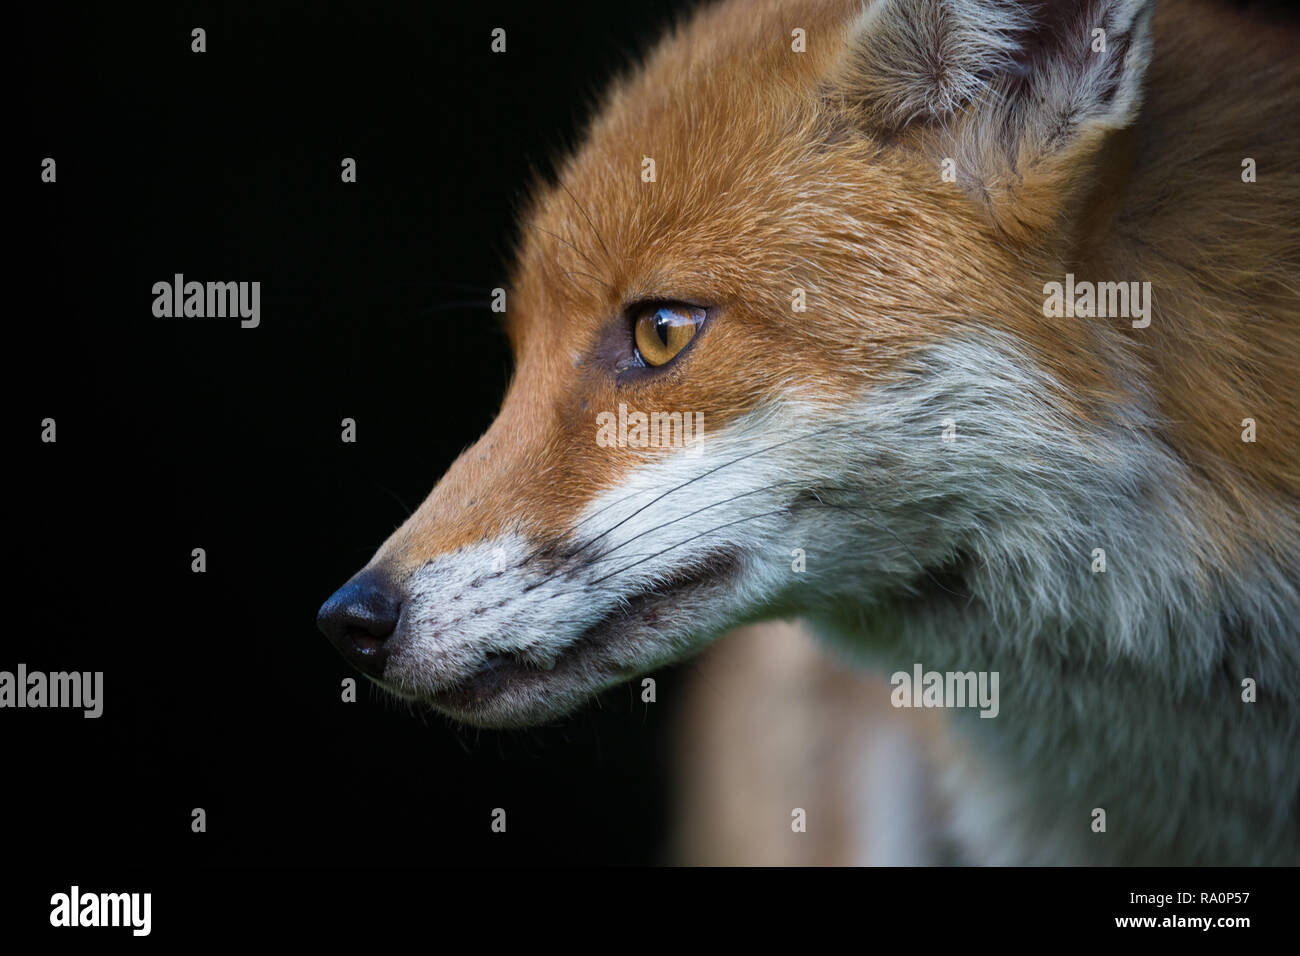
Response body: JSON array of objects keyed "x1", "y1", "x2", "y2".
[{"x1": 626, "y1": 297, "x2": 710, "y2": 314}]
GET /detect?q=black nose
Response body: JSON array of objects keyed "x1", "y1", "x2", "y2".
[{"x1": 317, "y1": 568, "x2": 403, "y2": 678}]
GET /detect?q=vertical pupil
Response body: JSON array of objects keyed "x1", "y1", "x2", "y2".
[{"x1": 655, "y1": 310, "x2": 671, "y2": 346}]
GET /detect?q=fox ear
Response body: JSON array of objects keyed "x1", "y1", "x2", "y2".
[{"x1": 834, "y1": 0, "x2": 1154, "y2": 241}]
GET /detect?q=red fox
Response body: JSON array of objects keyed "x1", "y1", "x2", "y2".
[{"x1": 318, "y1": 0, "x2": 1300, "y2": 864}]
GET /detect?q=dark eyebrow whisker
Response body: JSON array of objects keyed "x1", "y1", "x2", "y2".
[
  {"x1": 558, "y1": 179, "x2": 614, "y2": 265},
  {"x1": 533, "y1": 224, "x2": 604, "y2": 277}
]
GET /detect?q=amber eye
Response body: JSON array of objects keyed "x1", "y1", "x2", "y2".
[{"x1": 632, "y1": 304, "x2": 705, "y2": 367}]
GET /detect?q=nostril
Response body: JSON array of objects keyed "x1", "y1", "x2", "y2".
[{"x1": 346, "y1": 623, "x2": 392, "y2": 654}]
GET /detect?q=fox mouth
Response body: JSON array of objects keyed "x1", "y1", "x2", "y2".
[{"x1": 426, "y1": 548, "x2": 741, "y2": 718}]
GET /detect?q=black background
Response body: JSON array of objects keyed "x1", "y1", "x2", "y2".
[{"x1": 17, "y1": 0, "x2": 699, "y2": 867}]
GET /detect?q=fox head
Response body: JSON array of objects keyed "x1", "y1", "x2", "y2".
[{"x1": 317, "y1": 0, "x2": 1246, "y2": 727}]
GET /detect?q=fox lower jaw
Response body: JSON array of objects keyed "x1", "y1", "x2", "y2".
[{"x1": 378, "y1": 543, "x2": 751, "y2": 727}]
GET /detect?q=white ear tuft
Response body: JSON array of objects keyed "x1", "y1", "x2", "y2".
[
  {"x1": 839, "y1": 0, "x2": 1032, "y2": 127},
  {"x1": 837, "y1": 0, "x2": 1154, "y2": 133}
]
